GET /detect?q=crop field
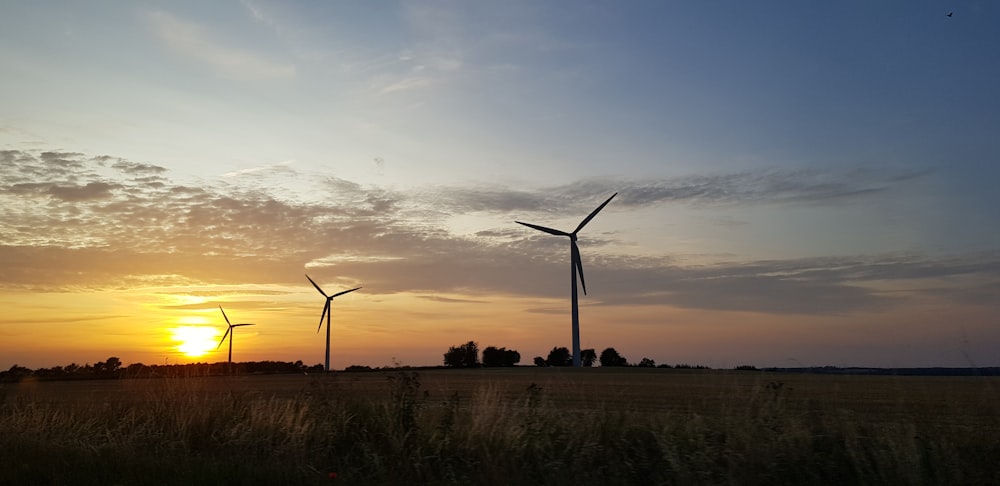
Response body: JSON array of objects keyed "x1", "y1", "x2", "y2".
[{"x1": 2, "y1": 368, "x2": 999, "y2": 485}]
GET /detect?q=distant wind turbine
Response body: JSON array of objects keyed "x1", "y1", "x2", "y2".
[
  {"x1": 217, "y1": 305, "x2": 255, "y2": 364},
  {"x1": 306, "y1": 274, "x2": 361, "y2": 372},
  {"x1": 516, "y1": 192, "x2": 617, "y2": 367}
]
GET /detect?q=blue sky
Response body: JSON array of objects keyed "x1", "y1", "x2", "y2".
[{"x1": 1, "y1": 1, "x2": 998, "y2": 369}]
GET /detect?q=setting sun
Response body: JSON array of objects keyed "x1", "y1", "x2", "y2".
[{"x1": 171, "y1": 326, "x2": 219, "y2": 358}]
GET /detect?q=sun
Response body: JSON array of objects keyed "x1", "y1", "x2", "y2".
[{"x1": 171, "y1": 325, "x2": 220, "y2": 358}]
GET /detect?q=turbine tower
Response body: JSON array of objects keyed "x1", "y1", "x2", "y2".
[
  {"x1": 516, "y1": 192, "x2": 617, "y2": 367},
  {"x1": 306, "y1": 274, "x2": 361, "y2": 372},
  {"x1": 217, "y1": 305, "x2": 255, "y2": 364}
]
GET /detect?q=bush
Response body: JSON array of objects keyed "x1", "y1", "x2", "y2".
[
  {"x1": 482, "y1": 346, "x2": 520, "y2": 367},
  {"x1": 599, "y1": 348, "x2": 628, "y2": 367},
  {"x1": 443, "y1": 341, "x2": 480, "y2": 368},
  {"x1": 546, "y1": 347, "x2": 572, "y2": 367}
]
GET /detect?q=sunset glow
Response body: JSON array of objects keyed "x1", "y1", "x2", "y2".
[
  {"x1": 171, "y1": 326, "x2": 221, "y2": 359},
  {"x1": 1, "y1": 2, "x2": 998, "y2": 371}
]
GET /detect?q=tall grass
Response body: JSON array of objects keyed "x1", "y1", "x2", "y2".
[{"x1": 1, "y1": 372, "x2": 997, "y2": 485}]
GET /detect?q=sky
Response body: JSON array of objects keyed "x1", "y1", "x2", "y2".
[{"x1": 1, "y1": 1, "x2": 998, "y2": 370}]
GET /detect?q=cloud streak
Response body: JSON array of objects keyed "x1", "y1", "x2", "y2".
[
  {"x1": 147, "y1": 10, "x2": 296, "y2": 80},
  {"x1": 418, "y1": 167, "x2": 932, "y2": 217}
]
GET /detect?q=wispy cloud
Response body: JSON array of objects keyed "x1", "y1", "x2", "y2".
[
  {"x1": 561, "y1": 168, "x2": 933, "y2": 209},
  {"x1": 379, "y1": 76, "x2": 433, "y2": 94},
  {"x1": 11, "y1": 181, "x2": 120, "y2": 202},
  {"x1": 222, "y1": 160, "x2": 296, "y2": 178},
  {"x1": 424, "y1": 167, "x2": 931, "y2": 215},
  {"x1": 147, "y1": 10, "x2": 296, "y2": 80}
]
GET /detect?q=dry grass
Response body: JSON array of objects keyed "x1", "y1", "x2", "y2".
[{"x1": 2, "y1": 368, "x2": 998, "y2": 485}]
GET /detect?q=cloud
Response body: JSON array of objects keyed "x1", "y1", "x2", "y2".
[
  {"x1": 1, "y1": 148, "x2": 994, "y2": 320},
  {"x1": 380, "y1": 76, "x2": 433, "y2": 94},
  {"x1": 147, "y1": 11, "x2": 296, "y2": 80},
  {"x1": 222, "y1": 160, "x2": 296, "y2": 178},
  {"x1": 422, "y1": 167, "x2": 931, "y2": 217},
  {"x1": 416, "y1": 295, "x2": 490, "y2": 304},
  {"x1": 109, "y1": 160, "x2": 168, "y2": 176},
  {"x1": 560, "y1": 168, "x2": 932, "y2": 209},
  {"x1": 45, "y1": 182, "x2": 120, "y2": 202}
]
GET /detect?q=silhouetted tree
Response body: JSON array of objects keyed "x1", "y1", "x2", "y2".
[
  {"x1": 443, "y1": 341, "x2": 480, "y2": 368},
  {"x1": 674, "y1": 363, "x2": 710, "y2": 370},
  {"x1": 637, "y1": 357, "x2": 656, "y2": 368},
  {"x1": 79, "y1": 363, "x2": 95, "y2": 375},
  {"x1": 33, "y1": 366, "x2": 61, "y2": 379},
  {"x1": 533, "y1": 356, "x2": 547, "y2": 367},
  {"x1": 1, "y1": 364, "x2": 32, "y2": 382},
  {"x1": 95, "y1": 356, "x2": 122, "y2": 374},
  {"x1": 546, "y1": 347, "x2": 572, "y2": 367},
  {"x1": 599, "y1": 347, "x2": 628, "y2": 367},
  {"x1": 482, "y1": 346, "x2": 521, "y2": 367},
  {"x1": 581, "y1": 348, "x2": 597, "y2": 367},
  {"x1": 125, "y1": 363, "x2": 151, "y2": 377}
]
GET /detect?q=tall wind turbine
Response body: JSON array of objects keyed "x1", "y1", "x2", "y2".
[
  {"x1": 217, "y1": 305, "x2": 255, "y2": 364},
  {"x1": 516, "y1": 193, "x2": 617, "y2": 367},
  {"x1": 306, "y1": 274, "x2": 361, "y2": 372}
]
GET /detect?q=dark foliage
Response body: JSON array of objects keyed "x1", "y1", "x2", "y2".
[
  {"x1": 443, "y1": 341, "x2": 480, "y2": 368},
  {"x1": 546, "y1": 347, "x2": 572, "y2": 367},
  {"x1": 599, "y1": 347, "x2": 628, "y2": 367},
  {"x1": 482, "y1": 346, "x2": 520, "y2": 367},
  {"x1": 0, "y1": 358, "x2": 315, "y2": 382}
]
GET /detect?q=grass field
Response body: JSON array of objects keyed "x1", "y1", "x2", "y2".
[{"x1": 2, "y1": 368, "x2": 998, "y2": 485}]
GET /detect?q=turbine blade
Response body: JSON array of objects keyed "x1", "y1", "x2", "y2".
[
  {"x1": 573, "y1": 241, "x2": 587, "y2": 295},
  {"x1": 573, "y1": 192, "x2": 617, "y2": 234},
  {"x1": 515, "y1": 221, "x2": 571, "y2": 237},
  {"x1": 317, "y1": 301, "x2": 329, "y2": 334},
  {"x1": 217, "y1": 327, "x2": 231, "y2": 349},
  {"x1": 233, "y1": 323, "x2": 255, "y2": 327},
  {"x1": 305, "y1": 274, "x2": 329, "y2": 297},
  {"x1": 219, "y1": 305, "x2": 231, "y2": 325},
  {"x1": 332, "y1": 287, "x2": 362, "y2": 298}
]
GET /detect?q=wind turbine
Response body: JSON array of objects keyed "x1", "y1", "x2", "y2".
[
  {"x1": 516, "y1": 192, "x2": 617, "y2": 367},
  {"x1": 306, "y1": 274, "x2": 361, "y2": 372},
  {"x1": 217, "y1": 305, "x2": 255, "y2": 364}
]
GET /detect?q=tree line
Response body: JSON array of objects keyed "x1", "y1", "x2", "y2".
[
  {"x1": 443, "y1": 342, "x2": 521, "y2": 367},
  {"x1": 443, "y1": 342, "x2": 703, "y2": 368},
  {"x1": 0, "y1": 358, "x2": 324, "y2": 382},
  {"x1": 2, "y1": 346, "x2": 712, "y2": 383}
]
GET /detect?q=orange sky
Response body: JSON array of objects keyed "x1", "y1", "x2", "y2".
[{"x1": 1, "y1": 268, "x2": 997, "y2": 370}]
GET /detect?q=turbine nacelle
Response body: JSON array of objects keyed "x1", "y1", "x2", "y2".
[
  {"x1": 515, "y1": 192, "x2": 617, "y2": 296},
  {"x1": 217, "y1": 305, "x2": 255, "y2": 348},
  {"x1": 307, "y1": 274, "x2": 361, "y2": 333}
]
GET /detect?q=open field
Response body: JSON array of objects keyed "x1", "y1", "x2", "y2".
[{"x1": 3, "y1": 368, "x2": 999, "y2": 485}]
